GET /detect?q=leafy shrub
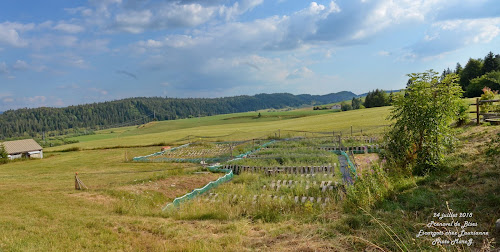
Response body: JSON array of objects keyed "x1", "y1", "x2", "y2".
[{"x1": 480, "y1": 87, "x2": 499, "y2": 113}]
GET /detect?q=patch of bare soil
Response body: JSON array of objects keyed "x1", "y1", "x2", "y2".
[
  {"x1": 121, "y1": 173, "x2": 222, "y2": 200},
  {"x1": 353, "y1": 153, "x2": 380, "y2": 172}
]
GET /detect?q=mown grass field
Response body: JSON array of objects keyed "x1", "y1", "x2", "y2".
[
  {"x1": 1, "y1": 104, "x2": 499, "y2": 251},
  {"x1": 52, "y1": 107, "x2": 391, "y2": 151}
]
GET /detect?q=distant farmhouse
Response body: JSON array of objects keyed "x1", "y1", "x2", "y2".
[
  {"x1": 331, "y1": 104, "x2": 341, "y2": 110},
  {"x1": 1, "y1": 139, "x2": 43, "y2": 160}
]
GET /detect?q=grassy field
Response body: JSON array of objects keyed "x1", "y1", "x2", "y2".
[
  {"x1": 1, "y1": 104, "x2": 499, "y2": 251},
  {"x1": 50, "y1": 107, "x2": 391, "y2": 151}
]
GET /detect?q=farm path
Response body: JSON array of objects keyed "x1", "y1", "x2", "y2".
[{"x1": 338, "y1": 155, "x2": 353, "y2": 185}]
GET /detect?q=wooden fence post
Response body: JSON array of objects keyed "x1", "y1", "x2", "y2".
[
  {"x1": 75, "y1": 173, "x2": 79, "y2": 190},
  {"x1": 476, "y1": 98, "x2": 480, "y2": 125}
]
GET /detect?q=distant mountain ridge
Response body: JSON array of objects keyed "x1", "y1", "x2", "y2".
[{"x1": 0, "y1": 91, "x2": 357, "y2": 139}]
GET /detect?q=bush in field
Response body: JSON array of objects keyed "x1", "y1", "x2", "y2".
[
  {"x1": 0, "y1": 144, "x2": 7, "y2": 159},
  {"x1": 386, "y1": 70, "x2": 463, "y2": 175},
  {"x1": 465, "y1": 71, "x2": 500, "y2": 98},
  {"x1": 0, "y1": 144, "x2": 8, "y2": 164},
  {"x1": 479, "y1": 86, "x2": 499, "y2": 113},
  {"x1": 456, "y1": 99, "x2": 470, "y2": 126}
]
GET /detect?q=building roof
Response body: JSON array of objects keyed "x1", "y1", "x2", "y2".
[{"x1": 1, "y1": 139, "x2": 43, "y2": 154}]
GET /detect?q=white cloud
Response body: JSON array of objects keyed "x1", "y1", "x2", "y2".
[
  {"x1": 114, "y1": 10, "x2": 153, "y2": 33},
  {"x1": 2, "y1": 97, "x2": 14, "y2": 103},
  {"x1": 377, "y1": 50, "x2": 391, "y2": 56},
  {"x1": 133, "y1": 2, "x2": 342, "y2": 54},
  {"x1": 410, "y1": 17, "x2": 500, "y2": 57},
  {"x1": 157, "y1": 3, "x2": 217, "y2": 27},
  {"x1": 107, "y1": 2, "x2": 219, "y2": 33},
  {"x1": 219, "y1": 0, "x2": 264, "y2": 21},
  {"x1": 58, "y1": 83, "x2": 80, "y2": 89},
  {"x1": 31, "y1": 35, "x2": 79, "y2": 49},
  {"x1": 0, "y1": 22, "x2": 34, "y2": 47},
  {"x1": 38, "y1": 21, "x2": 54, "y2": 29},
  {"x1": 53, "y1": 23, "x2": 85, "y2": 33},
  {"x1": 0, "y1": 62, "x2": 8, "y2": 74},
  {"x1": 30, "y1": 52, "x2": 89, "y2": 69},
  {"x1": 12, "y1": 60, "x2": 29, "y2": 71},
  {"x1": 286, "y1": 66, "x2": 314, "y2": 80},
  {"x1": 66, "y1": 57, "x2": 88, "y2": 68},
  {"x1": 81, "y1": 0, "x2": 266, "y2": 33},
  {"x1": 26, "y1": 96, "x2": 47, "y2": 103},
  {"x1": 79, "y1": 39, "x2": 110, "y2": 52},
  {"x1": 0, "y1": 92, "x2": 12, "y2": 98},
  {"x1": 434, "y1": 17, "x2": 500, "y2": 44},
  {"x1": 89, "y1": 87, "x2": 108, "y2": 95}
]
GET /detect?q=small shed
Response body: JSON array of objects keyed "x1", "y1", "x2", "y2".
[
  {"x1": 331, "y1": 104, "x2": 341, "y2": 110},
  {"x1": 1, "y1": 139, "x2": 43, "y2": 160}
]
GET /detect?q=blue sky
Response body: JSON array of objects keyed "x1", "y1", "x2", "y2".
[{"x1": 0, "y1": 0, "x2": 499, "y2": 111}]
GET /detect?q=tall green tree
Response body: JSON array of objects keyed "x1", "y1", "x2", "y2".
[
  {"x1": 483, "y1": 51, "x2": 500, "y2": 74},
  {"x1": 364, "y1": 89, "x2": 388, "y2": 108},
  {"x1": 455, "y1": 62, "x2": 463, "y2": 74},
  {"x1": 351, "y1": 97, "x2": 362, "y2": 109},
  {"x1": 459, "y1": 58, "x2": 483, "y2": 91},
  {"x1": 386, "y1": 70, "x2": 463, "y2": 175},
  {"x1": 441, "y1": 67, "x2": 452, "y2": 81}
]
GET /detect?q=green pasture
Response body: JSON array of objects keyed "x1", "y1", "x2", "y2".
[
  {"x1": 67, "y1": 110, "x2": 338, "y2": 143},
  {"x1": 51, "y1": 106, "x2": 391, "y2": 151}
]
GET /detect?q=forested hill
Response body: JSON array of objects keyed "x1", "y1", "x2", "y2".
[{"x1": 0, "y1": 92, "x2": 356, "y2": 139}]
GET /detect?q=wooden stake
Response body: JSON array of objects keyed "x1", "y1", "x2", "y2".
[
  {"x1": 75, "y1": 173, "x2": 88, "y2": 190},
  {"x1": 75, "y1": 173, "x2": 79, "y2": 190},
  {"x1": 476, "y1": 98, "x2": 480, "y2": 125}
]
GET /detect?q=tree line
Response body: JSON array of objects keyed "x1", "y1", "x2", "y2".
[
  {"x1": 441, "y1": 51, "x2": 500, "y2": 97},
  {"x1": 0, "y1": 92, "x2": 356, "y2": 139},
  {"x1": 339, "y1": 89, "x2": 392, "y2": 111}
]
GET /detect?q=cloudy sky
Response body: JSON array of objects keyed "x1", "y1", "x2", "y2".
[{"x1": 1, "y1": 0, "x2": 499, "y2": 111}]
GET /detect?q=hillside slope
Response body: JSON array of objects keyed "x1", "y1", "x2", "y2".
[
  {"x1": 47, "y1": 106, "x2": 391, "y2": 151},
  {"x1": 0, "y1": 92, "x2": 357, "y2": 139}
]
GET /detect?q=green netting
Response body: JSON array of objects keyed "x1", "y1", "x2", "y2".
[
  {"x1": 162, "y1": 165, "x2": 233, "y2": 210},
  {"x1": 132, "y1": 143, "x2": 190, "y2": 161},
  {"x1": 161, "y1": 140, "x2": 276, "y2": 210},
  {"x1": 340, "y1": 151, "x2": 357, "y2": 177},
  {"x1": 331, "y1": 150, "x2": 358, "y2": 180}
]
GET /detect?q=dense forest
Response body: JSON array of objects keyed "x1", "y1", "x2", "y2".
[
  {"x1": 442, "y1": 51, "x2": 500, "y2": 97},
  {"x1": 0, "y1": 92, "x2": 356, "y2": 139}
]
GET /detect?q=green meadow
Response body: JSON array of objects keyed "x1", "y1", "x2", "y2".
[
  {"x1": 55, "y1": 107, "x2": 391, "y2": 151},
  {"x1": 1, "y1": 105, "x2": 498, "y2": 251}
]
